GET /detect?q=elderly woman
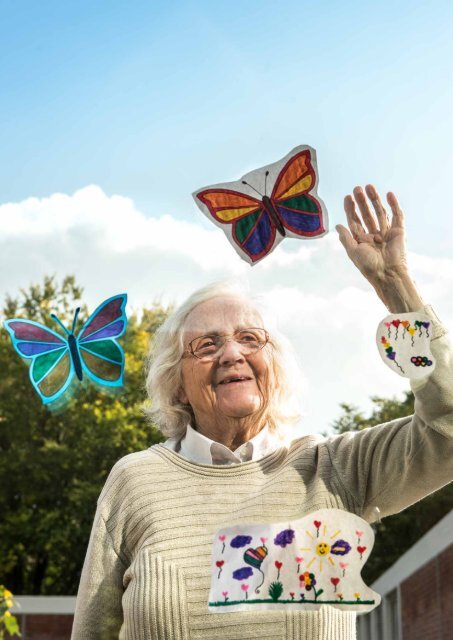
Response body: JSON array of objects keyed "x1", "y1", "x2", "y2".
[{"x1": 71, "y1": 186, "x2": 453, "y2": 640}]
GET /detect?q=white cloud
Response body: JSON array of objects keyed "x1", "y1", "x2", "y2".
[{"x1": 1, "y1": 186, "x2": 452, "y2": 435}]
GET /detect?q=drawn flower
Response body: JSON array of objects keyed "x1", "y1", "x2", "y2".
[
  {"x1": 295, "y1": 556, "x2": 303, "y2": 573},
  {"x1": 313, "y1": 520, "x2": 321, "y2": 538},
  {"x1": 357, "y1": 545, "x2": 367, "y2": 560},
  {"x1": 300, "y1": 571, "x2": 316, "y2": 589},
  {"x1": 241, "y1": 583, "x2": 249, "y2": 600},
  {"x1": 231, "y1": 535, "x2": 252, "y2": 549},
  {"x1": 330, "y1": 577, "x2": 340, "y2": 592},
  {"x1": 273, "y1": 529, "x2": 295, "y2": 547},
  {"x1": 354, "y1": 592, "x2": 361, "y2": 602},
  {"x1": 337, "y1": 593, "x2": 344, "y2": 601},
  {"x1": 299, "y1": 571, "x2": 323, "y2": 602},
  {"x1": 222, "y1": 591, "x2": 229, "y2": 602},
  {"x1": 216, "y1": 560, "x2": 224, "y2": 578},
  {"x1": 290, "y1": 592, "x2": 295, "y2": 601},
  {"x1": 339, "y1": 562, "x2": 348, "y2": 577},
  {"x1": 355, "y1": 530, "x2": 363, "y2": 545},
  {"x1": 275, "y1": 560, "x2": 283, "y2": 580},
  {"x1": 219, "y1": 535, "x2": 226, "y2": 553}
]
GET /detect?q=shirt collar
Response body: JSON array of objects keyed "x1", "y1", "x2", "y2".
[{"x1": 177, "y1": 423, "x2": 282, "y2": 465}]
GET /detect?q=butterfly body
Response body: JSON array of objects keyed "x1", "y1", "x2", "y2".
[
  {"x1": 261, "y1": 195, "x2": 286, "y2": 237},
  {"x1": 193, "y1": 145, "x2": 328, "y2": 265},
  {"x1": 67, "y1": 332, "x2": 83, "y2": 381},
  {"x1": 3, "y1": 294, "x2": 127, "y2": 407}
]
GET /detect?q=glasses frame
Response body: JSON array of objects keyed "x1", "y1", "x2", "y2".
[{"x1": 183, "y1": 327, "x2": 270, "y2": 361}]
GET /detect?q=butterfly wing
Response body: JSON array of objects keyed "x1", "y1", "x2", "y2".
[
  {"x1": 194, "y1": 189, "x2": 276, "y2": 264},
  {"x1": 77, "y1": 294, "x2": 127, "y2": 387},
  {"x1": 270, "y1": 146, "x2": 328, "y2": 238},
  {"x1": 3, "y1": 319, "x2": 74, "y2": 405}
]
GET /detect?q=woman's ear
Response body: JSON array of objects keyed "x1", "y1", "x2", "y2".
[{"x1": 178, "y1": 386, "x2": 189, "y2": 405}]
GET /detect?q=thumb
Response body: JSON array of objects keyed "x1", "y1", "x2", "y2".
[{"x1": 335, "y1": 224, "x2": 357, "y2": 257}]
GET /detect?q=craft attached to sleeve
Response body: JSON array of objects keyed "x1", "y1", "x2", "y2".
[
  {"x1": 376, "y1": 312, "x2": 435, "y2": 379},
  {"x1": 209, "y1": 509, "x2": 380, "y2": 614},
  {"x1": 3, "y1": 294, "x2": 127, "y2": 409},
  {"x1": 193, "y1": 145, "x2": 329, "y2": 265}
]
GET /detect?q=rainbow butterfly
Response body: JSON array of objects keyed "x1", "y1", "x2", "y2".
[
  {"x1": 193, "y1": 145, "x2": 328, "y2": 265},
  {"x1": 3, "y1": 294, "x2": 127, "y2": 407}
]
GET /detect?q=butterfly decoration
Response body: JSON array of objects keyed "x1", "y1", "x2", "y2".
[
  {"x1": 193, "y1": 145, "x2": 329, "y2": 265},
  {"x1": 3, "y1": 294, "x2": 127, "y2": 408}
]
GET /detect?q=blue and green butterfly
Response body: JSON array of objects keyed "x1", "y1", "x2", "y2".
[{"x1": 3, "y1": 294, "x2": 127, "y2": 407}]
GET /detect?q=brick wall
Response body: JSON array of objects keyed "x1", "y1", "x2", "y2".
[
  {"x1": 401, "y1": 544, "x2": 453, "y2": 640},
  {"x1": 7, "y1": 614, "x2": 74, "y2": 640}
]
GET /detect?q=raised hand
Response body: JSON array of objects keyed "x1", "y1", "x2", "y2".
[
  {"x1": 336, "y1": 185, "x2": 424, "y2": 313},
  {"x1": 336, "y1": 185, "x2": 407, "y2": 286}
]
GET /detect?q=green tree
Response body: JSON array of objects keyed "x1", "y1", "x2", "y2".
[
  {"x1": 331, "y1": 394, "x2": 453, "y2": 584},
  {"x1": 0, "y1": 276, "x2": 166, "y2": 594}
]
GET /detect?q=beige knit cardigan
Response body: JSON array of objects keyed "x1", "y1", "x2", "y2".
[{"x1": 71, "y1": 306, "x2": 453, "y2": 640}]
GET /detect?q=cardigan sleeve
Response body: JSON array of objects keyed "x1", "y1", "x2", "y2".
[
  {"x1": 325, "y1": 305, "x2": 453, "y2": 521},
  {"x1": 71, "y1": 508, "x2": 125, "y2": 640}
]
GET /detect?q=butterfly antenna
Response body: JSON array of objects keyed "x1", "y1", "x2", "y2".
[
  {"x1": 264, "y1": 171, "x2": 269, "y2": 196},
  {"x1": 71, "y1": 307, "x2": 81, "y2": 334},
  {"x1": 242, "y1": 180, "x2": 263, "y2": 198},
  {"x1": 50, "y1": 313, "x2": 70, "y2": 336}
]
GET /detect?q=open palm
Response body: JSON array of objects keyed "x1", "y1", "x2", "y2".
[{"x1": 336, "y1": 185, "x2": 408, "y2": 285}]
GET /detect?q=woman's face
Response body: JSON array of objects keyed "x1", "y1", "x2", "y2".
[{"x1": 180, "y1": 296, "x2": 270, "y2": 428}]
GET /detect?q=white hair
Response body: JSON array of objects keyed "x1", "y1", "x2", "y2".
[{"x1": 145, "y1": 281, "x2": 303, "y2": 439}]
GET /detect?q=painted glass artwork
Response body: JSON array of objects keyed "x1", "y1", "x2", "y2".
[
  {"x1": 209, "y1": 509, "x2": 380, "y2": 614},
  {"x1": 376, "y1": 312, "x2": 435, "y2": 379},
  {"x1": 3, "y1": 294, "x2": 127, "y2": 408},
  {"x1": 193, "y1": 145, "x2": 329, "y2": 265}
]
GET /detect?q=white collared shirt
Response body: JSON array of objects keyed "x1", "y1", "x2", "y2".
[{"x1": 163, "y1": 424, "x2": 283, "y2": 465}]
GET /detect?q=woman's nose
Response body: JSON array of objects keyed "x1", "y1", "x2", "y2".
[{"x1": 218, "y1": 337, "x2": 245, "y2": 364}]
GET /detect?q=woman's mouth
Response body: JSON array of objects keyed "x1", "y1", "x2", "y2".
[{"x1": 218, "y1": 375, "x2": 253, "y2": 385}]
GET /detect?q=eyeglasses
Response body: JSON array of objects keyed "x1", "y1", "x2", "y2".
[{"x1": 184, "y1": 328, "x2": 269, "y2": 361}]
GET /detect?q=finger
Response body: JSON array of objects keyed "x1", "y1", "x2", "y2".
[
  {"x1": 365, "y1": 184, "x2": 389, "y2": 233},
  {"x1": 335, "y1": 224, "x2": 358, "y2": 258},
  {"x1": 344, "y1": 195, "x2": 367, "y2": 241},
  {"x1": 353, "y1": 186, "x2": 379, "y2": 235},
  {"x1": 387, "y1": 192, "x2": 405, "y2": 229}
]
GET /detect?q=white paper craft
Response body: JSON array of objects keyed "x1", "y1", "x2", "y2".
[
  {"x1": 377, "y1": 312, "x2": 435, "y2": 379},
  {"x1": 209, "y1": 509, "x2": 380, "y2": 614},
  {"x1": 193, "y1": 145, "x2": 329, "y2": 265}
]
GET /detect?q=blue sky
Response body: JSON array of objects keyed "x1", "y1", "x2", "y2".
[
  {"x1": 2, "y1": 0, "x2": 453, "y2": 252},
  {"x1": 1, "y1": 0, "x2": 453, "y2": 432}
]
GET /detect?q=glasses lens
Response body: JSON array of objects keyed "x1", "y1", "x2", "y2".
[
  {"x1": 191, "y1": 335, "x2": 221, "y2": 359},
  {"x1": 191, "y1": 329, "x2": 267, "y2": 360},
  {"x1": 234, "y1": 329, "x2": 267, "y2": 352}
]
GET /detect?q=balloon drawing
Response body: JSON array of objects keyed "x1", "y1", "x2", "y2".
[
  {"x1": 3, "y1": 294, "x2": 127, "y2": 407},
  {"x1": 193, "y1": 145, "x2": 329, "y2": 265},
  {"x1": 244, "y1": 544, "x2": 268, "y2": 592}
]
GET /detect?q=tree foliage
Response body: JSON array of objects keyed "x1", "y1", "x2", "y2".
[
  {"x1": 1, "y1": 277, "x2": 450, "y2": 594},
  {"x1": 331, "y1": 394, "x2": 453, "y2": 584},
  {"x1": 0, "y1": 276, "x2": 166, "y2": 595}
]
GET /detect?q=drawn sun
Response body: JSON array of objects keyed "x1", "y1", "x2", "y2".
[{"x1": 300, "y1": 522, "x2": 351, "y2": 572}]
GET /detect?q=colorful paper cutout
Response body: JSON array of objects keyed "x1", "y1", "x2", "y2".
[
  {"x1": 3, "y1": 294, "x2": 127, "y2": 407},
  {"x1": 376, "y1": 312, "x2": 435, "y2": 379},
  {"x1": 209, "y1": 509, "x2": 380, "y2": 614},
  {"x1": 193, "y1": 145, "x2": 329, "y2": 265}
]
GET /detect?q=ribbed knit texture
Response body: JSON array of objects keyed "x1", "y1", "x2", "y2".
[{"x1": 71, "y1": 306, "x2": 453, "y2": 640}]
